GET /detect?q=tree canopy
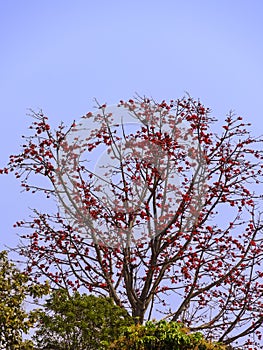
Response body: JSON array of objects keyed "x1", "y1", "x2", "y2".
[
  {"x1": 33, "y1": 289, "x2": 133, "y2": 350},
  {"x1": 2, "y1": 96, "x2": 263, "y2": 348},
  {"x1": 0, "y1": 250, "x2": 49, "y2": 350}
]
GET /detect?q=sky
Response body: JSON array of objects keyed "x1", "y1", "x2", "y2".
[{"x1": 1, "y1": 0, "x2": 263, "y2": 253}]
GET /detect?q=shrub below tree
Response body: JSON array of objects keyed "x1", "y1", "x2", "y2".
[{"x1": 109, "y1": 320, "x2": 226, "y2": 350}]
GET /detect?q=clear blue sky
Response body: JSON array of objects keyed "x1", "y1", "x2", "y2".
[{"x1": 1, "y1": 0, "x2": 263, "y2": 251}]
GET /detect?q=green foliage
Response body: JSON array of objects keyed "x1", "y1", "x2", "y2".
[
  {"x1": 33, "y1": 289, "x2": 133, "y2": 350},
  {"x1": 109, "y1": 320, "x2": 226, "y2": 350},
  {"x1": 0, "y1": 250, "x2": 49, "y2": 350}
]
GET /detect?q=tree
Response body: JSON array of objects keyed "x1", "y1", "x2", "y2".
[
  {"x1": 33, "y1": 289, "x2": 133, "y2": 350},
  {"x1": 109, "y1": 320, "x2": 226, "y2": 350},
  {"x1": 0, "y1": 250, "x2": 49, "y2": 350},
  {"x1": 2, "y1": 96, "x2": 263, "y2": 348}
]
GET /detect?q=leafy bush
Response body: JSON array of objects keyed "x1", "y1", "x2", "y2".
[{"x1": 109, "y1": 320, "x2": 226, "y2": 350}]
